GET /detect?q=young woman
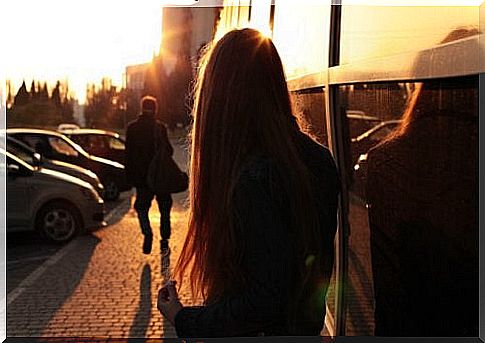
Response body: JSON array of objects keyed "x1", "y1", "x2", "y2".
[{"x1": 157, "y1": 28, "x2": 339, "y2": 337}]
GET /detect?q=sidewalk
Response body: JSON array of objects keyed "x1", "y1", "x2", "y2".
[{"x1": 7, "y1": 190, "x2": 202, "y2": 339}]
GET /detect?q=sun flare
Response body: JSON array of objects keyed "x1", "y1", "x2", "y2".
[{"x1": 4, "y1": 0, "x2": 162, "y2": 103}]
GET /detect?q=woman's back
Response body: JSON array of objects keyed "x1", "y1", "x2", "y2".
[
  {"x1": 173, "y1": 133, "x2": 339, "y2": 337},
  {"x1": 158, "y1": 28, "x2": 340, "y2": 338}
]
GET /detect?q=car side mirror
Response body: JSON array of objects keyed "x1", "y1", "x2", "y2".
[{"x1": 33, "y1": 153, "x2": 42, "y2": 166}]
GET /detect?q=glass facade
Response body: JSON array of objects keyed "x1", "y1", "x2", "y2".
[
  {"x1": 339, "y1": 76, "x2": 478, "y2": 335},
  {"x1": 272, "y1": 1, "x2": 331, "y2": 79},
  {"x1": 201, "y1": 1, "x2": 482, "y2": 337},
  {"x1": 340, "y1": 5, "x2": 479, "y2": 65}
]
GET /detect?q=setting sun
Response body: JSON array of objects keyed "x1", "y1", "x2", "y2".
[{"x1": 4, "y1": 0, "x2": 162, "y2": 103}]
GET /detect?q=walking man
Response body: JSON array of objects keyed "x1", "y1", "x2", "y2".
[{"x1": 125, "y1": 95, "x2": 174, "y2": 254}]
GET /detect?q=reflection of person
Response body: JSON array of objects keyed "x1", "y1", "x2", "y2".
[
  {"x1": 366, "y1": 28, "x2": 479, "y2": 336},
  {"x1": 157, "y1": 29, "x2": 340, "y2": 337},
  {"x1": 125, "y1": 96, "x2": 174, "y2": 255}
]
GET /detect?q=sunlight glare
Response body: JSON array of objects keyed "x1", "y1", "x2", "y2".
[{"x1": 4, "y1": 0, "x2": 162, "y2": 103}]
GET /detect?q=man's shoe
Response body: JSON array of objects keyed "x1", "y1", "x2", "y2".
[{"x1": 143, "y1": 235, "x2": 153, "y2": 254}]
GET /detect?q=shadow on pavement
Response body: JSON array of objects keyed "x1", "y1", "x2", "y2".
[
  {"x1": 7, "y1": 234, "x2": 101, "y2": 336},
  {"x1": 159, "y1": 247, "x2": 177, "y2": 338},
  {"x1": 128, "y1": 263, "x2": 152, "y2": 341}
]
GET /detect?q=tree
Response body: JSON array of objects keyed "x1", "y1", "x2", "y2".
[
  {"x1": 51, "y1": 81, "x2": 61, "y2": 108},
  {"x1": 30, "y1": 80, "x2": 38, "y2": 100},
  {"x1": 84, "y1": 78, "x2": 120, "y2": 128},
  {"x1": 39, "y1": 82, "x2": 49, "y2": 101},
  {"x1": 14, "y1": 81, "x2": 29, "y2": 106},
  {"x1": 7, "y1": 80, "x2": 76, "y2": 128}
]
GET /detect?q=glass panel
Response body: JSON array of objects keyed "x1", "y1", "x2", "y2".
[
  {"x1": 21, "y1": 135, "x2": 51, "y2": 157},
  {"x1": 48, "y1": 137, "x2": 79, "y2": 157},
  {"x1": 291, "y1": 89, "x2": 329, "y2": 146},
  {"x1": 6, "y1": 141, "x2": 35, "y2": 166},
  {"x1": 340, "y1": 5, "x2": 479, "y2": 65},
  {"x1": 214, "y1": 0, "x2": 253, "y2": 40},
  {"x1": 108, "y1": 137, "x2": 125, "y2": 150},
  {"x1": 291, "y1": 88, "x2": 335, "y2": 335},
  {"x1": 272, "y1": 1, "x2": 331, "y2": 79},
  {"x1": 339, "y1": 75, "x2": 478, "y2": 336}
]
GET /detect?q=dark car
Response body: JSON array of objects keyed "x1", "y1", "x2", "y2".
[
  {"x1": 4, "y1": 135, "x2": 105, "y2": 197},
  {"x1": 351, "y1": 120, "x2": 402, "y2": 199},
  {"x1": 60, "y1": 129, "x2": 125, "y2": 164},
  {"x1": 8, "y1": 128, "x2": 131, "y2": 201},
  {"x1": 351, "y1": 119, "x2": 402, "y2": 167}
]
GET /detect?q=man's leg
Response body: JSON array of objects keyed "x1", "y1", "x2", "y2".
[
  {"x1": 134, "y1": 187, "x2": 155, "y2": 253},
  {"x1": 156, "y1": 193, "x2": 173, "y2": 241}
]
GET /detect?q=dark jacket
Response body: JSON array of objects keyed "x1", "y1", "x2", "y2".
[
  {"x1": 125, "y1": 114, "x2": 174, "y2": 188},
  {"x1": 174, "y1": 132, "x2": 339, "y2": 338}
]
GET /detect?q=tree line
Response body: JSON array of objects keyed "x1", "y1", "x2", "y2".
[
  {"x1": 6, "y1": 80, "x2": 75, "y2": 128},
  {"x1": 84, "y1": 55, "x2": 194, "y2": 131}
]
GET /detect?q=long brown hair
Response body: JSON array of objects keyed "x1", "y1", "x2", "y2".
[{"x1": 175, "y1": 28, "x2": 324, "y2": 321}]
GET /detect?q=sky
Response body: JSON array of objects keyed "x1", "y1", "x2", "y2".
[
  {"x1": 3, "y1": 0, "x2": 482, "y2": 104},
  {"x1": 3, "y1": 0, "x2": 164, "y2": 103}
]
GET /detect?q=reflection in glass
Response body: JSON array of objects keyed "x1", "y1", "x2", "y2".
[
  {"x1": 366, "y1": 75, "x2": 478, "y2": 336},
  {"x1": 340, "y1": 6, "x2": 478, "y2": 65},
  {"x1": 292, "y1": 89, "x2": 329, "y2": 147},
  {"x1": 272, "y1": 1, "x2": 330, "y2": 79},
  {"x1": 340, "y1": 75, "x2": 478, "y2": 335}
]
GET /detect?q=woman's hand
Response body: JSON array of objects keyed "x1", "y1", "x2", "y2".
[{"x1": 157, "y1": 280, "x2": 183, "y2": 326}]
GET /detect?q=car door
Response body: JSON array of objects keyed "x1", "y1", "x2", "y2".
[
  {"x1": 85, "y1": 134, "x2": 110, "y2": 159},
  {"x1": 6, "y1": 155, "x2": 31, "y2": 229}
]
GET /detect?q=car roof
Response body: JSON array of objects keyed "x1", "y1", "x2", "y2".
[
  {"x1": 7, "y1": 128, "x2": 90, "y2": 155},
  {"x1": 60, "y1": 129, "x2": 120, "y2": 138},
  {"x1": 7, "y1": 128, "x2": 68, "y2": 138},
  {"x1": 352, "y1": 119, "x2": 402, "y2": 143}
]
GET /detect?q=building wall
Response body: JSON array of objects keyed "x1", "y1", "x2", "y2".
[
  {"x1": 125, "y1": 63, "x2": 149, "y2": 91},
  {"x1": 161, "y1": 5, "x2": 220, "y2": 73}
]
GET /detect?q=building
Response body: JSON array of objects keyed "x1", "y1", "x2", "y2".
[
  {"x1": 125, "y1": 63, "x2": 150, "y2": 92},
  {"x1": 160, "y1": 2, "x2": 221, "y2": 73}
]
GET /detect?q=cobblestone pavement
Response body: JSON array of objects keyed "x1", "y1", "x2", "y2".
[
  {"x1": 7, "y1": 192, "x2": 202, "y2": 339},
  {"x1": 7, "y1": 139, "x2": 202, "y2": 339}
]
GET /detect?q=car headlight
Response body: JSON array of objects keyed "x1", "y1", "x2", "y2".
[{"x1": 80, "y1": 186, "x2": 99, "y2": 201}]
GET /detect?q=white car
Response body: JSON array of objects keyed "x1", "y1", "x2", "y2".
[{"x1": 4, "y1": 148, "x2": 105, "y2": 242}]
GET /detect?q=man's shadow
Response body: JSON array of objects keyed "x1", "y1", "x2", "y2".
[
  {"x1": 160, "y1": 247, "x2": 178, "y2": 338},
  {"x1": 128, "y1": 245, "x2": 174, "y2": 341},
  {"x1": 128, "y1": 263, "x2": 152, "y2": 341}
]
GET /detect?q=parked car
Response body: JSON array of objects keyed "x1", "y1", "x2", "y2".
[
  {"x1": 4, "y1": 134, "x2": 105, "y2": 197},
  {"x1": 351, "y1": 120, "x2": 402, "y2": 199},
  {"x1": 57, "y1": 123, "x2": 80, "y2": 131},
  {"x1": 351, "y1": 119, "x2": 401, "y2": 166},
  {"x1": 59, "y1": 129, "x2": 125, "y2": 164},
  {"x1": 3, "y1": 148, "x2": 105, "y2": 242},
  {"x1": 347, "y1": 109, "x2": 382, "y2": 138},
  {"x1": 7, "y1": 128, "x2": 130, "y2": 201}
]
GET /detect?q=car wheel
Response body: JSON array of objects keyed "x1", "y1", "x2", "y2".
[
  {"x1": 103, "y1": 177, "x2": 120, "y2": 201},
  {"x1": 36, "y1": 201, "x2": 81, "y2": 243}
]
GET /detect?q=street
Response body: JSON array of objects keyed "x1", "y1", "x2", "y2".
[{"x1": 6, "y1": 138, "x2": 200, "y2": 338}]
